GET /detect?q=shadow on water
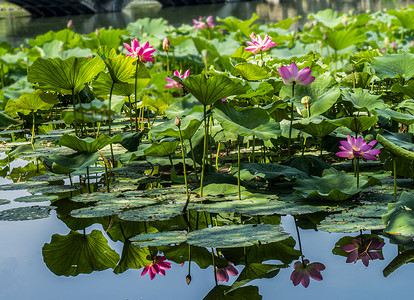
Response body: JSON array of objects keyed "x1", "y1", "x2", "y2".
[{"x1": 0, "y1": 0, "x2": 413, "y2": 46}]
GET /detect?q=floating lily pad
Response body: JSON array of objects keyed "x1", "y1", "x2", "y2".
[
  {"x1": 342, "y1": 203, "x2": 388, "y2": 218},
  {"x1": 118, "y1": 203, "x2": 184, "y2": 222},
  {"x1": 0, "y1": 206, "x2": 55, "y2": 221},
  {"x1": 318, "y1": 214, "x2": 385, "y2": 233},
  {"x1": 131, "y1": 231, "x2": 188, "y2": 247},
  {"x1": 237, "y1": 162, "x2": 307, "y2": 181},
  {"x1": 29, "y1": 184, "x2": 82, "y2": 194},
  {"x1": 14, "y1": 194, "x2": 59, "y2": 203},
  {"x1": 29, "y1": 174, "x2": 68, "y2": 182},
  {"x1": 0, "y1": 181, "x2": 48, "y2": 191},
  {"x1": 0, "y1": 199, "x2": 10, "y2": 205},
  {"x1": 186, "y1": 224, "x2": 289, "y2": 248},
  {"x1": 71, "y1": 192, "x2": 124, "y2": 203}
]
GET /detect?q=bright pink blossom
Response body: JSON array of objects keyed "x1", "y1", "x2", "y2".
[
  {"x1": 165, "y1": 69, "x2": 190, "y2": 88},
  {"x1": 336, "y1": 135, "x2": 380, "y2": 161},
  {"x1": 123, "y1": 39, "x2": 155, "y2": 63},
  {"x1": 278, "y1": 62, "x2": 315, "y2": 86},
  {"x1": 341, "y1": 237, "x2": 384, "y2": 267},
  {"x1": 193, "y1": 16, "x2": 215, "y2": 30},
  {"x1": 245, "y1": 32, "x2": 277, "y2": 54},
  {"x1": 141, "y1": 256, "x2": 172, "y2": 280},
  {"x1": 290, "y1": 259, "x2": 325, "y2": 288},
  {"x1": 215, "y1": 262, "x2": 238, "y2": 282}
]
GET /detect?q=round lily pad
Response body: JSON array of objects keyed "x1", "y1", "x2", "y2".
[
  {"x1": 118, "y1": 203, "x2": 184, "y2": 222},
  {"x1": 0, "y1": 206, "x2": 55, "y2": 221},
  {"x1": 29, "y1": 174, "x2": 68, "y2": 182},
  {"x1": 14, "y1": 194, "x2": 59, "y2": 203},
  {"x1": 28, "y1": 184, "x2": 83, "y2": 194},
  {"x1": 186, "y1": 224, "x2": 290, "y2": 248},
  {"x1": 131, "y1": 231, "x2": 188, "y2": 247},
  {"x1": 71, "y1": 192, "x2": 124, "y2": 203},
  {"x1": 317, "y1": 214, "x2": 385, "y2": 233},
  {"x1": 0, "y1": 181, "x2": 48, "y2": 191}
]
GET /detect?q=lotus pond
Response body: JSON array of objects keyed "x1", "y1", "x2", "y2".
[{"x1": 2, "y1": 6, "x2": 414, "y2": 300}]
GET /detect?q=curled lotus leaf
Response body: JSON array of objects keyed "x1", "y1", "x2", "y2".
[
  {"x1": 294, "y1": 172, "x2": 382, "y2": 201},
  {"x1": 0, "y1": 205, "x2": 55, "y2": 221},
  {"x1": 0, "y1": 199, "x2": 10, "y2": 205},
  {"x1": 376, "y1": 109, "x2": 414, "y2": 126},
  {"x1": 377, "y1": 133, "x2": 414, "y2": 160},
  {"x1": 58, "y1": 134, "x2": 122, "y2": 153},
  {"x1": 382, "y1": 191, "x2": 414, "y2": 237},
  {"x1": 328, "y1": 115, "x2": 378, "y2": 134},
  {"x1": 131, "y1": 231, "x2": 188, "y2": 247},
  {"x1": 40, "y1": 152, "x2": 101, "y2": 174},
  {"x1": 186, "y1": 224, "x2": 290, "y2": 248}
]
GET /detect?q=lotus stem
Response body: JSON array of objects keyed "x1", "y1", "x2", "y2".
[
  {"x1": 109, "y1": 82, "x2": 115, "y2": 167},
  {"x1": 356, "y1": 157, "x2": 360, "y2": 189},
  {"x1": 252, "y1": 137, "x2": 255, "y2": 163},
  {"x1": 68, "y1": 173, "x2": 73, "y2": 185},
  {"x1": 87, "y1": 166, "x2": 91, "y2": 193},
  {"x1": 288, "y1": 83, "x2": 295, "y2": 159},
  {"x1": 128, "y1": 96, "x2": 133, "y2": 130},
  {"x1": 178, "y1": 123, "x2": 191, "y2": 213},
  {"x1": 238, "y1": 136, "x2": 241, "y2": 200},
  {"x1": 134, "y1": 58, "x2": 139, "y2": 132},
  {"x1": 0, "y1": 62, "x2": 5, "y2": 88},
  {"x1": 188, "y1": 138, "x2": 199, "y2": 184},
  {"x1": 216, "y1": 142, "x2": 220, "y2": 171},
  {"x1": 200, "y1": 105, "x2": 207, "y2": 197},
  {"x1": 294, "y1": 216, "x2": 305, "y2": 264},
  {"x1": 393, "y1": 156, "x2": 397, "y2": 202},
  {"x1": 211, "y1": 249, "x2": 218, "y2": 286},
  {"x1": 71, "y1": 89, "x2": 79, "y2": 136},
  {"x1": 31, "y1": 111, "x2": 35, "y2": 150}
]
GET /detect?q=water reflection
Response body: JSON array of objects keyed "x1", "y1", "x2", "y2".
[{"x1": 1, "y1": 0, "x2": 413, "y2": 46}]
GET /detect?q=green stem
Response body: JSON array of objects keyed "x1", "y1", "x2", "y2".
[
  {"x1": 71, "y1": 89, "x2": 79, "y2": 136},
  {"x1": 238, "y1": 136, "x2": 241, "y2": 200},
  {"x1": 288, "y1": 83, "x2": 295, "y2": 159},
  {"x1": 393, "y1": 157, "x2": 397, "y2": 202},
  {"x1": 31, "y1": 111, "x2": 35, "y2": 150},
  {"x1": 200, "y1": 105, "x2": 207, "y2": 196},
  {"x1": 356, "y1": 157, "x2": 360, "y2": 189},
  {"x1": 128, "y1": 96, "x2": 133, "y2": 130},
  {"x1": 188, "y1": 138, "x2": 199, "y2": 184},
  {"x1": 179, "y1": 126, "x2": 191, "y2": 213},
  {"x1": 109, "y1": 82, "x2": 115, "y2": 166},
  {"x1": 86, "y1": 166, "x2": 91, "y2": 193}
]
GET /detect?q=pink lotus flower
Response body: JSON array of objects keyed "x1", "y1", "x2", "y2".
[
  {"x1": 245, "y1": 32, "x2": 277, "y2": 54},
  {"x1": 141, "y1": 255, "x2": 172, "y2": 280},
  {"x1": 336, "y1": 135, "x2": 380, "y2": 161},
  {"x1": 341, "y1": 237, "x2": 385, "y2": 267},
  {"x1": 165, "y1": 69, "x2": 190, "y2": 88},
  {"x1": 215, "y1": 262, "x2": 238, "y2": 282},
  {"x1": 67, "y1": 19, "x2": 72, "y2": 29},
  {"x1": 278, "y1": 62, "x2": 315, "y2": 86},
  {"x1": 290, "y1": 259, "x2": 325, "y2": 288},
  {"x1": 123, "y1": 39, "x2": 156, "y2": 63},
  {"x1": 193, "y1": 16, "x2": 215, "y2": 30}
]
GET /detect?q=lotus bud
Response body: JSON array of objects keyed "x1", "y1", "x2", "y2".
[
  {"x1": 175, "y1": 116, "x2": 181, "y2": 127},
  {"x1": 384, "y1": 37, "x2": 390, "y2": 48},
  {"x1": 95, "y1": 28, "x2": 100, "y2": 36},
  {"x1": 342, "y1": 15, "x2": 349, "y2": 26},
  {"x1": 163, "y1": 37, "x2": 170, "y2": 51},
  {"x1": 392, "y1": 41, "x2": 397, "y2": 51},
  {"x1": 67, "y1": 19, "x2": 72, "y2": 29},
  {"x1": 185, "y1": 274, "x2": 191, "y2": 285}
]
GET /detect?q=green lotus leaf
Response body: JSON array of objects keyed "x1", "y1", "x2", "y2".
[
  {"x1": 235, "y1": 62, "x2": 270, "y2": 81},
  {"x1": 214, "y1": 101, "x2": 281, "y2": 141},
  {"x1": 14, "y1": 194, "x2": 59, "y2": 203},
  {"x1": 392, "y1": 82, "x2": 414, "y2": 99},
  {"x1": 92, "y1": 72, "x2": 148, "y2": 97},
  {"x1": 389, "y1": 8, "x2": 414, "y2": 29},
  {"x1": 325, "y1": 28, "x2": 366, "y2": 51},
  {"x1": 0, "y1": 206, "x2": 55, "y2": 221},
  {"x1": 318, "y1": 214, "x2": 385, "y2": 232},
  {"x1": 118, "y1": 203, "x2": 184, "y2": 221},
  {"x1": 341, "y1": 88, "x2": 385, "y2": 112},
  {"x1": 308, "y1": 9, "x2": 343, "y2": 27},
  {"x1": 58, "y1": 133, "x2": 122, "y2": 153},
  {"x1": 0, "y1": 181, "x2": 47, "y2": 191},
  {"x1": 0, "y1": 199, "x2": 10, "y2": 205},
  {"x1": 131, "y1": 231, "x2": 188, "y2": 247},
  {"x1": 71, "y1": 192, "x2": 123, "y2": 203},
  {"x1": 328, "y1": 115, "x2": 378, "y2": 133},
  {"x1": 342, "y1": 203, "x2": 389, "y2": 218},
  {"x1": 382, "y1": 191, "x2": 414, "y2": 237},
  {"x1": 294, "y1": 172, "x2": 382, "y2": 201},
  {"x1": 126, "y1": 17, "x2": 168, "y2": 39},
  {"x1": 164, "y1": 96, "x2": 204, "y2": 119},
  {"x1": 186, "y1": 224, "x2": 290, "y2": 248},
  {"x1": 42, "y1": 230, "x2": 119, "y2": 276},
  {"x1": 96, "y1": 28, "x2": 125, "y2": 49},
  {"x1": 376, "y1": 109, "x2": 414, "y2": 126},
  {"x1": 227, "y1": 263, "x2": 283, "y2": 294},
  {"x1": 120, "y1": 131, "x2": 145, "y2": 152},
  {"x1": 281, "y1": 155, "x2": 335, "y2": 177},
  {"x1": 139, "y1": 138, "x2": 179, "y2": 157},
  {"x1": 204, "y1": 285, "x2": 262, "y2": 300},
  {"x1": 0, "y1": 111, "x2": 18, "y2": 127},
  {"x1": 113, "y1": 240, "x2": 152, "y2": 274},
  {"x1": 29, "y1": 174, "x2": 70, "y2": 182},
  {"x1": 40, "y1": 152, "x2": 100, "y2": 174},
  {"x1": 105, "y1": 55, "x2": 149, "y2": 84},
  {"x1": 292, "y1": 115, "x2": 338, "y2": 138},
  {"x1": 5, "y1": 90, "x2": 54, "y2": 115},
  {"x1": 377, "y1": 132, "x2": 414, "y2": 160},
  {"x1": 237, "y1": 162, "x2": 308, "y2": 181},
  {"x1": 173, "y1": 74, "x2": 248, "y2": 106},
  {"x1": 196, "y1": 183, "x2": 247, "y2": 197},
  {"x1": 383, "y1": 248, "x2": 414, "y2": 277},
  {"x1": 28, "y1": 56, "x2": 105, "y2": 94},
  {"x1": 96, "y1": 45, "x2": 117, "y2": 61},
  {"x1": 218, "y1": 13, "x2": 258, "y2": 38},
  {"x1": 280, "y1": 74, "x2": 340, "y2": 116},
  {"x1": 372, "y1": 52, "x2": 414, "y2": 80},
  {"x1": 28, "y1": 184, "x2": 82, "y2": 194},
  {"x1": 150, "y1": 112, "x2": 203, "y2": 140}
]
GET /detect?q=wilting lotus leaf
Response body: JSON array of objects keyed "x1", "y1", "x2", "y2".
[
  {"x1": 341, "y1": 88, "x2": 385, "y2": 112},
  {"x1": 131, "y1": 231, "x2": 188, "y2": 247},
  {"x1": 0, "y1": 181, "x2": 47, "y2": 191},
  {"x1": 150, "y1": 113, "x2": 203, "y2": 140},
  {"x1": 0, "y1": 205, "x2": 55, "y2": 221},
  {"x1": 227, "y1": 263, "x2": 283, "y2": 294},
  {"x1": 186, "y1": 224, "x2": 289, "y2": 248},
  {"x1": 382, "y1": 192, "x2": 414, "y2": 237},
  {"x1": 28, "y1": 56, "x2": 105, "y2": 94},
  {"x1": 235, "y1": 62, "x2": 270, "y2": 80},
  {"x1": 204, "y1": 285, "x2": 262, "y2": 300},
  {"x1": 71, "y1": 198, "x2": 161, "y2": 218},
  {"x1": 118, "y1": 203, "x2": 184, "y2": 222},
  {"x1": 237, "y1": 162, "x2": 307, "y2": 181},
  {"x1": 173, "y1": 74, "x2": 248, "y2": 106},
  {"x1": 376, "y1": 109, "x2": 414, "y2": 126},
  {"x1": 14, "y1": 194, "x2": 59, "y2": 203},
  {"x1": 328, "y1": 115, "x2": 378, "y2": 134},
  {"x1": 0, "y1": 199, "x2": 10, "y2": 205},
  {"x1": 383, "y1": 248, "x2": 414, "y2": 278},
  {"x1": 281, "y1": 155, "x2": 335, "y2": 177},
  {"x1": 40, "y1": 152, "x2": 100, "y2": 174},
  {"x1": 28, "y1": 184, "x2": 82, "y2": 194},
  {"x1": 42, "y1": 230, "x2": 119, "y2": 276},
  {"x1": 377, "y1": 132, "x2": 414, "y2": 160},
  {"x1": 114, "y1": 240, "x2": 152, "y2": 274},
  {"x1": 58, "y1": 134, "x2": 122, "y2": 153},
  {"x1": 292, "y1": 115, "x2": 338, "y2": 137},
  {"x1": 214, "y1": 101, "x2": 281, "y2": 141},
  {"x1": 294, "y1": 172, "x2": 382, "y2": 201},
  {"x1": 318, "y1": 214, "x2": 385, "y2": 233},
  {"x1": 372, "y1": 52, "x2": 414, "y2": 80}
]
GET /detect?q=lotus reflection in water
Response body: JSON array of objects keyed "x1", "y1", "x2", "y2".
[{"x1": 341, "y1": 237, "x2": 385, "y2": 267}]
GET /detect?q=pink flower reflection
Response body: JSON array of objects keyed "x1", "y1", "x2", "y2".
[
  {"x1": 141, "y1": 255, "x2": 172, "y2": 280},
  {"x1": 341, "y1": 237, "x2": 385, "y2": 267},
  {"x1": 290, "y1": 259, "x2": 325, "y2": 288},
  {"x1": 215, "y1": 262, "x2": 238, "y2": 282}
]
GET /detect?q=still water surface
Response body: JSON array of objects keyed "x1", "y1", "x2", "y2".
[{"x1": 1, "y1": 0, "x2": 414, "y2": 299}]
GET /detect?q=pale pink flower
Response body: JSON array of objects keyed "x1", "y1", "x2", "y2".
[
  {"x1": 336, "y1": 135, "x2": 380, "y2": 161},
  {"x1": 165, "y1": 69, "x2": 190, "y2": 88},
  {"x1": 215, "y1": 262, "x2": 238, "y2": 282},
  {"x1": 123, "y1": 39, "x2": 156, "y2": 63},
  {"x1": 278, "y1": 62, "x2": 315, "y2": 86},
  {"x1": 290, "y1": 259, "x2": 325, "y2": 288},
  {"x1": 67, "y1": 19, "x2": 72, "y2": 29},
  {"x1": 163, "y1": 37, "x2": 170, "y2": 51},
  {"x1": 193, "y1": 16, "x2": 215, "y2": 30},
  {"x1": 141, "y1": 255, "x2": 172, "y2": 280},
  {"x1": 245, "y1": 32, "x2": 277, "y2": 54},
  {"x1": 341, "y1": 237, "x2": 385, "y2": 267}
]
